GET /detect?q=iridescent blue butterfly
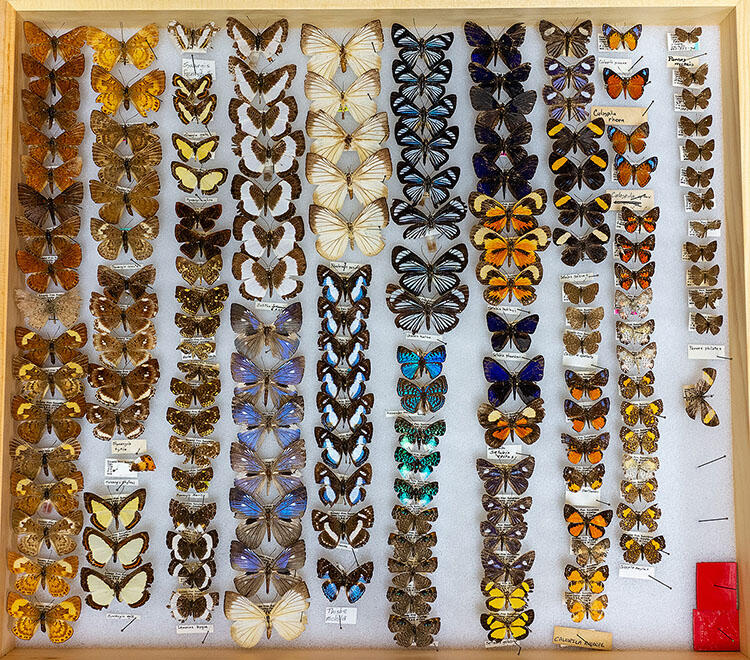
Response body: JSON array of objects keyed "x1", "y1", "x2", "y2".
[
  {"x1": 395, "y1": 417, "x2": 446, "y2": 451},
  {"x1": 229, "y1": 485, "x2": 307, "y2": 548},
  {"x1": 390, "y1": 197, "x2": 465, "y2": 241},
  {"x1": 394, "y1": 478, "x2": 439, "y2": 507},
  {"x1": 232, "y1": 394, "x2": 303, "y2": 450},
  {"x1": 544, "y1": 55, "x2": 597, "y2": 91},
  {"x1": 230, "y1": 539, "x2": 306, "y2": 597},
  {"x1": 397, "y1": 345, "x2": 446, "y2": 379},
  {"x1": 230, "y1": 301, "x2": 301, "y2": 361},
  {"x1": 394, "y1": 447, "x2": 441, "y2": 480},
  {"x1": 318, "y1": 264, "x2": 371, "y2": 306},
  {"x1": 469, "y1": 62, "x2": 531, "y2": 98},
  {"x1": 397, "y1": 163, "x2": 460, "y2": 207},
  {"x1": 392, "y1": 60, "x2": 452, "y2": 105},
  {"x1": 315, "y1": 423, "x2": 372, "y2": 468},
  {"x1": 397, "y1": 375, "x2": 448, "y2": 414},
  {"x1": 318, "y1": 362, "x2": 369, "y2": 400},
  {"x1": 231, "y1": 353, "x2": 304, "y2": 406},
  {"x1": 473, "y1": 152, "x2": 537, "y2": 200},
  {"x1": 390, "y1": 93, "x2": 457, "y2": 135},
  {"x1": 315, "y1": 463, "x2": 371, "y2": 507},
  {"x1": 487, "y1": 312, "x2": 540, "y2": 353},
  {"x1": 391, "y1": 24, "x2": 454, "y2": 68},
  {"x1": 396, "y1": 125, "x2": 459, "y2": 169},
  {"x1": 231, "y1": 439, "x2": 305, "y2": 496},
  {"x1": 318, "y1": 392, "x2": 374, "y2": 432},
  {"x1": 464, "y1": 21, "x2": 525, "y2": 68},
  {"x1": 317, "y1": 558, "x2": 373, "y2": 604},
  {"x1": 483, "y1": 355, "x2": 545, "y2": 406}
]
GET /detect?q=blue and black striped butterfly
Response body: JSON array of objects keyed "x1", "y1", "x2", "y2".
[
  {"x1": 397, "y1": 375, "x2": 448, "y2": 413},
  {"x1": 397, "y1": 163, "x2": 460, "y2": 206},
  {"x1": 390, "y1": 198, "x2": 465, "y2": 240},
  {"x1": 390, "y1": 93, "x2": 457, "y2": 135},
  {"x1": 397, "y1": 345, "x2": 446, "y2": 379},
  {"x1": 392, "y1": 243, "x2": 468, "y2": 296},
  {"x1": 396, "y1": 125, "x2": 459, "y2": 169},
  {"x1": 393, "y1": 60, "x2": 452, "y2": 105},
  {"x1": 483, "y1": 355, "x2": 544, "y2": 406},
  {"x1": 391, "y1": 24, "x2": 454, "y2": 68}
]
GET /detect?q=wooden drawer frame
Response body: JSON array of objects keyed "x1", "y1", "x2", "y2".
[{"x1": 0, "y1": 0, "x2": 748, "y2": 657}]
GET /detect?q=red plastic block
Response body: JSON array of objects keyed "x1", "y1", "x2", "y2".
[
  {"x1": 693, "y1": 609, "x2": 739, "y2": 651},
  {"x1": 696, "y1": 562, "x2": 738, "y2": 610}
]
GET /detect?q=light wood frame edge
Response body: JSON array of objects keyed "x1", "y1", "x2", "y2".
[{"x1": 0, "y1": 1, "x2": 749, "y2": 657}]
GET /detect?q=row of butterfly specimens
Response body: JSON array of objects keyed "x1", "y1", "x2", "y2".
[
  {"x1": 464, "y1": 21, "x2": 547, "y2": 647},
  {"x1": 165, "y1": 21, "x2": 226, "y2": 628},
  {"x1": 224, "y1": 17, "x2": 310, "y2": 648},
  {"x1": 300, "y1": 18, "x2": 388, "y2": 621},
  {"x1": 8, "y1": 22, "x2": 89, "y2": 644}
]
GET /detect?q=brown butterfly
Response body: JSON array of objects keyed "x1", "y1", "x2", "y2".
[
  {"x1": 565, "y1": 306, "x2": 603, "y2": 330},
  {"x1": 90, "y1": 216, "x2": 159, "y2": 261},
  {"x1": 694, "y1": 312, "x2": 723, "y2": 336},
  {"x1": 617, "y1": 503, "x2": 661, "y2": 532},
  {"x1": 89, "y1": 291, "x2": 158, "y2": 333},
  {"x1": 173, "y1": 95, "x2": 218, "y2": 125},
  {"x1": 88, "y1": 357, "x2": 160, "y2": 405},
  {"x1": 618, "y1": 371, "x2": 656, "y2": 399},
  {"x1": 177, "y1": 340, "x2": 216, "y2": 360},
  {"x1": 679, "y1": 114, "x2": 712, "y2": 137},
  {"x1": 89, "y1": 169, "x2": 160, "y2": 224},
  {"x1": 13, "y1": 508, "x2": 83, "y2": 556},
  {"x1": 10, "y1": 437, "x2": 81, "y2": 480},
  {"x1": 20, "y1": 122, "x2": 84, "y2": 163},
  {"x1": 174, "y1": 224, "x2": 231, "y2": 260},
  {"x1": 86, "y1": 401, "x2": 151, "y2": 440},
  {"x1": 16, "y1": 243, "x2": 81, "y2": 292},
  {"x1": 563, "y1": 281, "x2": 598, "y2": 304},
  {"x1": 86, "y1": 24, "x2": 159, "y2": 70},
  {"x1": 91, "y1": 66, "x2": 166, "y2": 116},
  {"x1": 178, "y1": 361, "x2": 220, "y2": 382},
  {"x1": 167, "y1": 407, "x2": 221, "y2": 437},
  {"x1": 616, "y1": 320, "x2": 655, "y2": 346},
  {"x1": 97, "y1": 264, "x2": 155, "y2": 302},
  {"x1": 168, "y1": 437, "x2": 221, "y2": 466},
  {"x1": 620, "y1": 477, "x2": 658, "y2": 503},
  {"x1": 90, "y1": 110, "x2": 158, "y2": 152},
  {"x1": 690, "y1": 219, "x2": 722, "y2": 239},
  {"x1": 563, "y1": 330, "x2": 601, "y2": 355},
  {"x1": 688, "y1": 288, "x2": 723, "y2": 310},
  {"x1": 92, "y1": 327, "x2": 156, "y2": 368},
  {"x1": 681, "y1": 87, "x2": 711, "y2": 110},
  {"x1": 684, "y1": 166, "x2": 714, "y2": 187},
  {"x1": 23, "y1": 23, "x2": 87, "y2": 63},
  {"x1": 172, "y1": 467, "x2": 214, "y2": 492},
  {"x1": 684, "y1": 138, "x2": 714, "y2": 162},
  {"x1": 562, "y1": 464, "x2": 605, "y2": 492},
  {"x1": 677, "y1": 64, "x2": 708, "y2": 87},
  {"x1": 92, "y1": 140, "x2": 163, "y2": 185},
  {"x1": 684, "y1": 367, "x2": 719, "y2": 426},
  {"x1": 11, "y1": 470, "x2": 84, "y2": 516},
  {"x1": 176, "y1": 255, "x2": 223, "y2": 286},
  {"x1": 21, "y1": 156, "x2": 82, "y2": 193},
  {"x1": 7, "y1": 551, "x2": 79, "y2": 597},
  {"x1": 688, "y1": 264, "x2": 720, "y2": 287},
  {"x1": 174, "y1": 314, "x2": 221, "y2": 338},
  {"x1": 17, "y1": 180, "x2": 83, "y2": 226},
  {"x1": 22, "y1": 53, "x2": 85, "y2": 97},
  {"x1": 175, "y1": 284, "x2": 229, "y2": 316},
  {"x1": 12, "y1": 394, "x2": 85, "y2": 443},
  {"x1": 22, "y1": 87, "x2": 80, "y2": 131},
  {"x1": 170, "y1": 377, "x2": 221, "y2": 409},
  {"x1": 13, "y1": 352, "x2": 88, "y2": 400},
  {"x1": 15, "y1": 216, "x2": 80, "y2": 258},
  {"x1": 15, "y1": 288, "x2": 81, "y2": 330},
  {"x1": 168, "y1": 499, "x2": 217, "y2": 530},
  {"x1": 675, "y1": 26, "x2": 702, "y2": 43},
  {"x1": 686, "y1": 188, "x2": 715, "y2": 212},
  {"x1": 684, "y1": 241, "x2": 717, "y2": 263},
  {"x1": 175, "y1": 202, "x2": 222, "y2": 230}
]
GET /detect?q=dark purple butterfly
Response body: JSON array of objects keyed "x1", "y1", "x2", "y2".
[
  {"x1": 473, "y1": 152, "x2": 538, "y2": 200},
  {"x1": 464, "y1": 21, "x2": 525, "y2": 68},
  {"x1": 483, "y1": 355, "x2": 544, "y2": 405},
  {"x1": 469, "y1": 61, "x2": 531, "y2": 98},
  {"x1": 486, "y1": 312, "x2": 539, "y2": 353},
  {"x1": 474, "y1": 117, "x2": 531, "y2": 165}
]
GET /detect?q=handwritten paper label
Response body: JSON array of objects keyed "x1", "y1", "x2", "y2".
[
  {"x1": 560, "y1": 272, "x2": 597, "y2": 284},
  {"x1": 553, "y1": 625, "x2": 612, "y2": 650},
  {"x1": 667, "y1": 53, "x2": 702, "y2": 68},
  {"x1": 491, "y1": 305, "x2": 522, "y2": 316},
  {"x1": 385, "y1": 410, "x2": 422, "y2": 418},
  {"x1": 254, "y1": 300, "x2": 289, "y2": 312},
  {"x1": 563, "y1": 352, "x2": 598, "y2": 369},
  {"x1": 111, "y1": 437, "x2": 147, "y2": 455},
  {"x1": 185, "y1": 196, "x2": 218, "y2": 204},
  {"x1": 104, "y1": 458, "x2": 133, "y2": 478},
  {"x1": 674, "y1": 94, "x2": 693, "y2": 112},
  {"x1": 176, "y1": 624, "x2": 213, "y2": 634},
  {"x1": 597, "y1": 56, "x2": 631, "y2": 73},
  {"x1": 106, "y1": 613, "x2": 141, "y2": 621},
  {"x1": 688, "y1": 344, "x2": 727, "y2": 360},
  {"x1": 565, "y1": 490, "x2": 601, "y2": 508},
  {"x1": 325, "y1": 607, "x2": 357, "y2": 625},
  {"x1": 486, "y1": 637, "x2": 520, "y2": 649},
  {"x1": 181, "y1": 57, "x2": 215, "y2": 78},
  {"x1": 619, "y1": 564, "x2": 655, "y2": 579},
  {"x1": 328, "y1": 261, "x2": 364, "y2": 274},
  {"x1": 493, "y1": 351, "x2": 525, "y2": 362},
  {"x1": 591, "y1": 105, "x2": 648, "y2": 125},
  {"x1": 487, "y1": 446, "x2": 520, "y2": 462},
  {"x1": 607, "y1": 189, "x2": 655, "y2": 211},
  {"x1": 104, "y1": 477, "x2": 139, "y2": 489},
  {"x1": 667, "y1": 33, "x2": 701, "y2": 52},
  {"x1": 409, "y1": 333, "x2": 445, "y2": 344}
]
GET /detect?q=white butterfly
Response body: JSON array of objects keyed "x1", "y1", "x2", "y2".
[
  {"x1": 307, "y1": 111, "x2": 389, "y2": 163},
  {"x1": 304, "y1": 70, "x2": 380, "y2": 124},
  {"x1": 167, "y1": 21, "x2": 219, "y2": 51},
  {"x1": 82, "y1": 528, "x2": 148, "y2": 570},
  {"x1": 80, "y1": 564, "x2": 153, "y2": 610},
  {"x1": 235, "y1": 131, "x2": 305, "y2": 181},
  {"x1": 231, "y1": 175, "x2": 301, "y2": 220},
  {"x1": 616, "y1": 342, "x2": 657, "y2": 374},
  {"x1": 305, "y1": 149, "x2": 391, "y2": 212},
  {"x1": 229, "y1": 96, "x2": 297, "y2": 138},
  {"x1": 232, "y1": 247, "x2": 306, "y2": 301},
  {"x1": 614, "y1": 288, "x2": 652, "y2": 320},
  {"x1": 229, "y1": 56, "x2": 296, "y2": 106},
  {"x1": 310, "y1": 198, "x2": 389, "y2": 260},
  {"x1": 224, "y1": 582, "x2": 310, "y2": 647},
  {"x1": 227, "y1": 17, "x2": 288, "y2": 63},
  {"x1": 300, "y1": 20, "x2": 383, "y2": 79}
]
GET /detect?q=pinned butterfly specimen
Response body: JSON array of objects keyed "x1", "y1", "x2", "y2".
[
  {"x1": 230, "y1": 539, "x2": 305, "y2": 597},
  {"x1": 82, "y1": 528, "x2": 149, "y2": 569},
  {"x1": 615, "y1": 289, "x2": 652, "y2": 322},
  {"x1": 622, "y1": 455, "x2": 660, "y2": 480},
  {"x1": 474, "y1": 117, "x2": 532, "y2": 165},
  {"x1": 687, "y1": 189, "x2": 716, "y2": 214},
  {"x1": 603, "y1": 67, "x2": 649, "y2": 100},
  {"x1": 469, "y1": 62, "x2": 531, "y2": 99},
  {"x1": 566, "y1": 307, "x2": 604, "y2": 331},
  {"x1": 229, "y1": 57, "x2": 296, "y2": 106},
  {"x1": 553, "y1": 225, "x2": 611, "y2": 267},
  {"x1": 607, "y1": 122, "x2": 650, "y2": 155},
  {"x1": 616, "y1": 342, "x2": 657, "y2": 374},
  {"x1": 614, "y1": 262, "x2": 655, "y2": 291},
  {"x1": 6, "y1": 592, "x2": 81, "y2": 642},
  {"x1": 84, "y1": 489, "x2": 146, "y2": 531},
  {"x1": 89, "y1": 169, "x2": 159, "y2": 225},
  {"x1": 564, "y1": 398, "x2": 610, "y2": 432},
  {"x1": 476, "y1": 457, "x2": 535, "y2": 496},
  {"x1": 563, "y1": 465, "x2": 605, "y2": 492},
  {"x1": 566, "y1": 595, "x2": 607, "y2": 622},
  {"x1": 393, "y1": 479, "x2": 438, "y2": 507},
  {"x1": 615, "y1": 234, "x2": 655, "y2": 264},
  {"x1": 395, "y1": 447, "x2": 441, "y2": 481},
  {"x1": 483, "y1": 578, "x2": 533, "y2": 612},
  {"x1": 602, "y1": 23, "x2": 642, "y2": 50},
  {"x1": 15, "y1": 244, "x2": 81, "y2": 293},
  {"x1": 394, "y1": 418, "x2": 444, "y2": 454},
  {"x1": 562, "y1": 433, "x2": 609, "y2": 465},
  {"x1": 565, "y1": 564, "x2": 609, "y2": 594},
  {"x1": 226, "y1": 17, "x2": 288, "y2": 62},
  {"x1": 477, "y1": 398, "x2": 545, "y2": 448},
  {"x1": 473, "y1": 153, "x2": 538, "y2": 200},
  {"x1": 21, "y1": 53, "x2": 84, "y2": 97},
  {"x1": 547, "y1": 118, "x2": 604, "y2": 157},
  {"x1": 388, "y1": 531, "x2": 437, "y2": 581},
  {"x1": 13, "y1": 353, "x2": 87, "y2": 400},
  {"x1": 481, "y1": 549, "x2": 535, "y2": 586},
  {"x1": 470, "y1": 87, "x2": 537, "y2": 129},
  {"x1": 22, "y1": 88, "x2": 80, "y2": 134},
  {"x1": 168, "y1": 558, "x2": 216, "y2": 590},
  {"x1": 571, "y1": 539, "x2": 610, "y2": 567},
  {"x1": 393, "y1": 60, "x2": 452, "y2": 105},
  {"x1": 23, "y1": 22, "x2": 86, "y2": 63},
  {"x1": 9, "y1": 437, "x2": 80, "y2": 481},
  {"x1": 172, "y1": 134, "x2": 220, "y2": 165},
  {"x1": 306, "y1": 112, "x2": 388, "y2": 165},
  {"x1": 538, "y1": 20, "x2": 592, "y2": 58},
  {"x1": 544, "y1": 55, "x2": 596, "y2": 91},
  {"x1": 564, "y1": 369, "x2": 608, "y2": 401},
  {"x1": 92, "y1": 327, "x2": 156, "y2": 368},
  {"x1": 231, "y1": 485, "x2": 307, "y2": 549},
  {"x1": 233, "y1": 395, "x2": 304, "y2": 450},
  {"x1": 87, "y1": 358, "x2": 160, "y2": 405},
  {"x1": 464, "y1": 21, "x2": 525, "y2": 68},
  {"x1": 542, "y1": 83, "x2": 595, "y2": 122},
  {"x1": 170, "y1": 163, "x2": 228, "y2": 196},
  {"x1": 173, "y1": 95, "x2": 217, "y2": 125},
  {"x1": 168, "y1": 500, "x2": 217, "y2": 531},
  {"x1": 617, "y1": 503, "x2": 661, "y2": 532},
  {"x1": 477, "y1": 263, "x2": 543, "y2": 307},
  {"x1": 480, "y1": 517, "x2": 527, "y2": 553},
  {"x1": 237, "y1": 215, "x2": 302, "y2": 261},
  {"x1": 230, "y1": 96, "x2": 296, "y2": 140},
  {"x1": 684, "y1": 138, "x2": 715, "y2": 162},
  {"x1": 312, "y1": 506, "x2": 374, "y2": 549},
  {"x1": 392, "y1": 23, "x2": 453, "y2": 68},
  {"x1": 166, "y1": 407, "x2": 220, "y2": 438},
  {"x1": 396, "y1": 124, "x2": 459, "y2": 169},
  {"x1": 317, "y1": 559, "x2": 373, "y2": 604},
  {"x1": 684, "y1": 166, "x2": 714, "y2": 187},
  {"x1": 80, "y1": 564, "x2": 154, "y2": 610},
  {"x1": 563, "y1": 330, "x2": 601, "y2": 356},
  {"x1": 620, "y1": 426, "x2": 659, "y2": 454},
  {"x1": 397, "y1": 345, "x2": 446, "y2": 380},
  {"x1": 231, "y1": 302, "x2": 301, "y2": 361},
  {"x1": 168, "y1": 591, "x2": 219, "y2": 623},
  {"x1": 175, "y1": 223, "x2": 230, "y2": 263},
  {"x1": 396, "y1": 375, "x2": 448, "y2": 414},
  {"x1": 14, "y1": 288, "x2": 80, "y2": 331},
  {"x1": 684, "y1": 367, "x2": 719, "y2": 427},
  {"x1": 304, "y1": 69, "x2": 380, "y2": 124},
  {"x1": 232, "y1": 174, "x2": 301, "y2": 222},
  {"x1": 563, "y1": 282, "x2": 599, "y2": 305},
  {"x1": 675, "y1": 26, "x2": 702, "y2": 43},
  {"x1": 620, "y1": 206, "x2": 659, "y2": 235},
  {"x1": 486, "y1": 312, "x2": 539, "y2": 353},
  {"x1": 174, "y1": 284, "x2": 228, "y2": 317},
  {"x1": 392, "y1": 244, "x2": 468, "y2": 296},
  {"x1": 616, "y1": 320, "x2": 655, "y2": 346},
  {"x1": 677, "y1": 63, "x2": 709, "y2": 87},
  {"x1": 310, "y1": 199, "x2": 389, "y2": 260},
  {"x1": 96, "y1": 264, "x2": 155, "y2": 303},
  {"x1": 168, "y1": 436, "x2": 220, "y2": 466},
  {"x1": 621, "y1": 478, "x2": 659, "y2": 504},
  {"x1": 483, "y1": 355, "x2": 544, "y2": 406},
  {"x1": 21, "y1": 155, "x2": 82, "y2": 194},
  {"x1": 389, "y1": 615, "x2": 441, "y2": 648},
  {"x1": 90, "y1": 66, "x2": 165, "y2": 116},
  {"x1": 86, "y1": 24, "x2": 158, "y2": 69},
  {"x1": 231, "y1": 354, "x2": 304, "y2": 406},
  {"x1": 472, "y1": 225, "x2": 550, "y2": 270},
  {"x1": 7, "y1": 552, "x2": 78, "y2": 597},
  {"x1": 301, "y1": 20, "x2": 383, "y2": 78},
  {"x1": 87, "y1": 401, "x2": 150, "y2": 441},
  {"x1": 614, "y1": 154, "x2": 658, "y2": 187},
  {"x1": 388, "y1": 585, "x2": 437, "y2": 616},
  {"x1": 236, "y1": 133, "x2": 304, "y2": 181},
  {"x1": 391, "y1": 92, "x2": 457, "y2": 135},
  {"x1": 167, "y1": 529, "x2": 218, "y2": 561},
  {"x1": 89, "y1": 291, "x2": 158, "y2": 334},
  {"x1": 168, "y1": 20, "x2": 219, "y2": 51},
  {"x1": 12, "y1": 394, "x2": 84, "y2": 443},
  {"x1": 621, "y1": 534, "x2": 666, "y2": 564},
  {"x1": 386, "y1": 283, "x2": 469, "y2": 335},
  {"x1": 172, "y1": 74, "x2": 213, "y2": 101},
  {"x1": 549, "y1": 149, "x2": 607, "y2": 192},
  {"x1": 679, "y1": 114, "x2": 712, "y2": 137},
  {"x1": 11, "y1": 470, "x2": 84, "y2": 516},
  {"x1": 681, "y1": 87, "x2": 711, "y2": 110},
  {"x1": 224, "y1": 583, "x2": 310, "y2": 648},
  {"x1": 12, "y1": 508, "x2": 82, "y2": 557},
  {"x1": 564, "y1": 504, "x2": 612, "y2": 539},
  {"x1": 232, "y1": 439, "x2": 305, "y2": 496}
]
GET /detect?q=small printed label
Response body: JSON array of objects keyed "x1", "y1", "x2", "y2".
[
  {"x1": 492, "y1": 351, "x2": 525, "y2": 362},
  {"x1": 325, "y1": 607, "x2": 357, "y2": 625},
  {"x1": 553, "y1": 626, "x2": 613, "y2": 650},
  {"x1": 186, "y1": 130, "x2": 211, "y2": 139},
  {"x1": 679, "y1": 168, "x2": 692, "y2": 187},
  {"x1": 104, "y1": 477, "x2": 139, "y2": 489},
  {"x1": 666, "y1": 53, "x2": 702, "y2": 68},
  {"x1": 597, "y1": 56, "x2": 631, "y2": 73},
  {"x1": 596, "y1": 34, "x2": 611, "y2": 51},
  {"x1": 40, "y1": 255, "x2": 57, "y2": 264},
  {"x1": 487, "y1": 446, "x2": 520, "y2": 462},
  {"x1": 385, "y1": 410, "x2": 423, "y2": 418},
  {"x1": 607, "y1": 189, "x2": 655, "y2": 211},
  {"x1": 688, "y1": 344, "x2": 727, "y2": 360},
  {"x1": 491, "y1": 305, "x2": 522, "y2": 316},
  {"x1": 590, "y1": 105, "x2": 648, "y2": 126},
  {"x1": 486, "y1": 637, "x2": 519, "y2": 649},
  {"x1": 104, "y1": 458, "x2": 133, "y2": 477},
  {"x1": 328, "y1": 261, "x2": 364, "y2": 275},
  {"x1": 110, "y1": 262, "x2": 144, "y2": 272},
  {"x1": 181, "y1": 57, "x2": 215, "y2": 78},
  {"x1": 254, "y1": 300, "x2": 289, "y2": 312},
  {"x1": 185, "y1": 196, "x2": 218, "y2": 204},
  {"x1": 559, "y1": 272, "x2": 597, "y2": 284},
  {"x1": 409, "y1": 333, "x2": 445, "y2": 344},
  {"x1": 562, "y1": 352, "x2": 598, "y2": 369},
  {"x1": 106, "y1": 613, "x2": 141, "y2": 621},
  {"x1": 176, "y1": 624, "x2": 214, "y2": 635},
  {"x1": 667, "y1": 33, "x2": 701, "y2": 52},
  {"x1": 619, "y1": 564, "x2": 655, "y2": 579},
  {"x1": 111, "y1": 437, "x2": 147, "y2": 455}
]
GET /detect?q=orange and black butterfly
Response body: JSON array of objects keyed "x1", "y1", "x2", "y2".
[
  {"x1": 477, "y1": 398, "x2": 545, "y2": 448},
  {"x1": 563, "y1": 504, "x2": 612, "y2": 539},
  {"x1": 565, "y1": 564, "x2": 608, "y2": 594},
  {"x1": 601, "y1": 23, "x2": 641, "y2": 50},
  {"x1": 471, "y1": 225, "x2": 551, "y2": 269},
  {"x1": 606, "y1": 122, "x2": 649, "y2": 155},
  {"x1": 615, "y1": 234, "x2": 655, "y2": 264},
  {"x1": 469, "y1": 189, "x2": 546, "y2": 234},
  {"x1": 613, "y1": 155, "x2": 658, "y2": 187},
  {"x1": 602, "y1": 67, "x2": 649, "y2": 99},
  {"x1": 16, "y1": 244, "x2": 82, "y2": 293},
  {"x1": 563, "y1": 464, "x2": 605, "y2": 492},
  {"x1": 564, "y1": 369, "x2": 608, "y2": 401},
  {"x1": 476, "y1": 262, "x2": 543, "y2": 307},
  {"x1": 562, "y1": 433, "x2": 609, "y2": 465},
  {"x1": 564, "y1": 398, "x2": 610, "y2": 432},
  {"x1": 615, "y1": 262, "x2": 654, "y2": 291},
  {"x1": 621, "y1": 206, "x2": 659, "y2": 234},
  {"x1": 21, "y1": 156, "x2": 82, "y2": 194}
]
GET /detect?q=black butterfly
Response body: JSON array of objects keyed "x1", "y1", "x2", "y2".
[
  {"x1": 393, "y1": 60, "x2": 452, "y2": 105},
  {"x1": 315, "y1": 424, "x2": 372, "y2": 469},
  {"x1": 397, "y1": 163, "x2": 460, "y2": 206},
  {"x1": 464, "y1": 21, "x2": 525, "y2": 68},
  {"x1": 395, "y1": 125, "x2": 459, "y2": 169},
  {"x1": 476, "y1": 457, "x2": 535, "y2": 496},
  {"x1": 386, "y1": 283, "x2": 470, "y2": 335},
  {"x1": 391, "y1": 24, "x2": 454, "y2": 68},
  {"x1": 471, "y1": 87, "x2": 537, "y2": 130},
  {"x1": 391, "y1": 244, "x2": 468, "y2": 296},
  {"x1": 473, "y1": 152, "x2": 538, "y2": 200},
  {"x1": 481, "y1": 549, "x2": 535, "y2": 584},
  {"x1": 553, "y1": 190, "x2": 611, "y2": 227},
  {"x1": 390, "y1": 198, "x2": 466, "y2": 240},
  {"x1": 543, "y1": 83, "x2": 595, "y2": 122},
  {"x1": 469, "y1": 62, "x2": 531, "y2": 98},
  {"x1": 486, "y1": 312, "x2": 539, "y2": 353},
  {"x1": 553, "y1": 226, "x2": 611, "y2": 267},
  {"x1": 390, "y1": 93, "x2": 456, "y2": 135},
  {"x1": 547, "y1": 118, "x2": 605, "y2": 156},
  {"x1": 475, "y1": 117, "x2": 531, "y2": 165},
  {"x1": 549, "y1": 149, "x2": 608, "y2": 192},
  {"x1": 544, "y1": 55, "x2": 596, "y2": 90},
  {"x1": 538, "y1": 20, "x2": 593, "y2": 59}
]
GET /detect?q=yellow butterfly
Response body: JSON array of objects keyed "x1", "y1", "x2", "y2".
[
  {"x1": 310, "y1": 198, "x2": 389, "y2": 260},
  {"x1": 173, "y1": 95, "x2": 217, "y2": 125},
  {"x1": 86, "y1": 24, "x2": 159, "y2": 70},
  {"x1": 300, "y1": 20, "x2": 383, "y2": 79},
  {"x1": 170, "y1": 163, "x2": 228, "y2": 195},
  {"x1": 7, "y1": 553, "x2": 78, "y2": 597},
  {"x1": 307, "y1": 110, "x2": 389, "y2": 163},
  {"x1": 172, "y1": 134, "x2": 220, "y2": 163},
  {"x1": 481, "y1": 609, "x2": 534, "y2": 642},
  {"x1": 305, "y1": 149, "x2": 391, "y2": 211},
  {"x1": 91, "y1": 66, "x2": 165, "y2": 116},
  {"x1": 6, "y1": 592, "x2": 81, "y2": 642},
  {"x1": 304, "y1": 70, "x2": 380, "y2": 124},
  {"x1": 80, "y1": 564, "x2": 153, "y2": 610}
]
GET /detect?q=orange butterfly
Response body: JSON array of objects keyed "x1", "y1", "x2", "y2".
[
  {"x1": 469, "y1": 189, "x2": 547, "y2": 234},
  {"x1": 22, "y1": 88, "x2": 80, "y2": 131},
  {"x1": 621, "y1": 206, "x2": 659, "y2": 234},
  {"x1": 602, "y1": 67, "x2": 649, "y2": 100},
  {"x1": 21, "y1": 53, "x2": 85, "y2": 97},
  {"x1": 16, "y1": 243, "x2": 82, "y2": 293},
  {"x1": 21, "y1": 156, "x2": 82, "y2": 193},
  {"x1": 23, "y1": 23, "x2": 87, "y2": 63},
  {"x1": 563, "y1": 504, "x2": 612, "y2": 539},
  {"x1": 471, "y1": 225, "x2": 551, "y2": 269},
  {"x1": 91, "y1": 66, "x2": 165, "y2": 116},
  {"x1": 615, "y1": 262, "x2": 654, "y2": 290},
  {"x1": 613, "y1": 155, "x2": 658, "y2": 187},
  {"x1": 601, "y1": 23, "x2": 641, "y2": 50},
  {"x1": 614, "y1": 234, "x2": 655, "y2": 264},
  {"x1": 15, "y1": 215, "x2": 80, "y2": 256},
  {"x1": 476, "y1": 262, "x2": 543, "y2": 306},
  {"x1": 606, "y1": 122, "x2": 649, "y2": 155},
  {"x1": 86, "y1": 24, "x2": 159, "y2": 70},
  {"x1": 6, "y1": 592, "x2": 81, "y2": 643},
  {"x1": 20, "y1": 122, "x2": 84, "y2": 163}
]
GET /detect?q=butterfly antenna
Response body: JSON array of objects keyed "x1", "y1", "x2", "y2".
[{"x1": 350, "y1": 547, "x2": 359, "y2": 566}]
